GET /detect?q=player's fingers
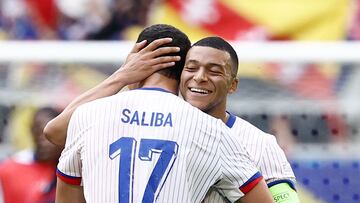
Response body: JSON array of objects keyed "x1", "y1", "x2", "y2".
[
  {"x1": 140, "y1": 38, "x2": 173, "y2": 52},
  {"x1": 149, "y1": 56, "x2": 181, "y2": 66},
  {"x1": 149, "y1": 47, "x2": 180, "y2": 58},
  {"x1": 130, "y1": 40, "x2": 147, "y2": 53},
  {"x1": 151, "y1": 62, "x2": 176, "y2": 71}
]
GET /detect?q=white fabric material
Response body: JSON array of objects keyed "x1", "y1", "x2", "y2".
[
  {"x1": 57, "y1": 89, "x2": 260, "y2": 203},
  {"x1": 204, "y1": 115, "x2": 296, "y2": 203}
]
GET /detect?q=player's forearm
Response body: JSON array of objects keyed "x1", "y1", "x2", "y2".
[
  {"x1": 237, "y1": 179, "x2": 274, "y2": 203},
  {"x1": 44, "y1": 70, "x2": 127, "y2": 146},
  {"x1": 56, "y1": 178, "x2": 86, "y2": 203}
]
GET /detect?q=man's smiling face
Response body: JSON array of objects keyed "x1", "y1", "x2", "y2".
[{"x1": 180, "y1": 46, "x2": 237, "y2": 115}]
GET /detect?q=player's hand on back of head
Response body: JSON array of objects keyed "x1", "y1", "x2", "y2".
[{"x1": 117, "y1": 38, "x2": 181, "y2": 85}]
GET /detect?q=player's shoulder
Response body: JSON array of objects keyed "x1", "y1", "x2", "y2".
[
  {"x1": 188, "y1": 109, "x2": 227, "y2": 135},
  {"x1": 122, "y1": 88, "x2": 186, "y2": 106},
  {"x1": 231, "y1": 115, "x2": 272, "y2": 138},
  {"x1": 235, "y1": 117, "x2": 278, "y2": 145},
  {"x1": 178, "y1": 100, "x2": 229, "y2": 136},
  {"x1": 68, "y1": 96, "x2": 114, "y2": 124},
  {"x1": 76, "y1": 91, "x2": 127, "y2": 112}
]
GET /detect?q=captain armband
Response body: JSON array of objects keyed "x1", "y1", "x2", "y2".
[{"x1": 269, "y1": 182, "x2": 300, "y2": 203}]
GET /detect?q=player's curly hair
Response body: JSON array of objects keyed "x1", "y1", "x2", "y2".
[{"x1": 136, "y1": 24, "x2": 191, "y2": 81}]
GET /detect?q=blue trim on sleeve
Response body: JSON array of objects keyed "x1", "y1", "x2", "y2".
[
  {"x1": 56, "y1": 168, "x2": 81, "y2": 179},
  {"x1": 225, "y1": 111, "x2": 236, "y2": 128},
  {"x1": 267, "y1": 179, "x2": 296, "y2": 191},
  {"x1": 242, "y1": 171, "x2": 262, "y2": 186},
  {"x1": 56, "y1": 168, "x2": 82, "y2": 185}
]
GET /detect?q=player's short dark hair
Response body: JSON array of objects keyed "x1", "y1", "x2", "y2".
[
  {"x1": 193, "y1": 36, "x2": 238, "y2": 78},
  {"x1": 136, "y1": 24, "x2": 191, "y2": 81}
]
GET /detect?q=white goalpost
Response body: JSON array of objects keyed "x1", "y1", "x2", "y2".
[
  {"x1": 0, "y1": 41, "x2": 359, "y2": 114},
  {"x1": 1, "y1": 41, "x2": 360, "y2": 63}
]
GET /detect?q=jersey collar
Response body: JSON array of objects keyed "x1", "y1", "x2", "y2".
[
  {"x1": 225, "y1": 111, "x2": 236, "y2": 128},
  {"x1": 135, "y1": 87, "x2": 172, "y2": 93}
]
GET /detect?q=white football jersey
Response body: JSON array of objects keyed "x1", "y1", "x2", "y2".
[
  {"x1": 203, "y1": 113, "x2": 296, "y2": 203},
  {"x1": 57, "y1": 88, "x2": 262, "y2": 203}
]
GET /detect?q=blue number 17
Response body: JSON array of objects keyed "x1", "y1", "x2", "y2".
[{"x1": 109, "y1": 137, "x2": 178, "y2": 203}]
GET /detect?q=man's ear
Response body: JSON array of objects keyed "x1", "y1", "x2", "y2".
[{"x1": 228, "y1": 77, "x2": 238, "y2": 94}]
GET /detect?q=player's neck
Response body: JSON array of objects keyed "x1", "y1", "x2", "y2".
[
  {"x1": 206, "y1": 103, "x2": 227, "y2": 123},
  {"x1": 141, "y1": 73, "x2": 179, "y2": 95}
]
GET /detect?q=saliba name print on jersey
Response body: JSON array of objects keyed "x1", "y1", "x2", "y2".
[{"x1": 121, "y1": 108, "x2": 173, "y2": 127}]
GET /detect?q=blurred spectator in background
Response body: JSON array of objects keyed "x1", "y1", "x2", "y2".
[
  {"x1": 56, "y1": 0, "x2": 113, "y2": 39},
  {"x1": 0, "y1": 0, "x2": 152, "y2": 40},
  {"x1": 0, "y1": 106, "x2": 11, "y2": 144},
  {"x1": 0, "y1": 107, "x2": 62, "y2": 203},
  {"x1": 349, "y1": 0, "x2": 360, "y2": 40},
  {"x1": 85, "y1": 0, "x2": 154, "y2": 40},
  {"x1": 0, "y1": 0, "x2": 58, "y2": 39}
]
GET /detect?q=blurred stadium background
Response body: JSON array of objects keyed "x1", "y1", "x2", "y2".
[{"x1": 0, "y1": 0, "x2": 360, "y2": 202}]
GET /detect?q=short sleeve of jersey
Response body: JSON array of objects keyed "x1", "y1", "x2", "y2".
[
  {"x1": 216, "y1": 128, "x2": 263, "y2": 202},
  {"x1": 260, "y1": 134, "x2": 296, "y2": 186},
  {"x1": 56, "y1": 106, "x2": 87, "y2": 186}
]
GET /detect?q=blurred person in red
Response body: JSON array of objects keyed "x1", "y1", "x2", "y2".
[
  {"x1": 26, "y1": 0, "x2": 58, "y2": 39},
  {"x1": 0, "y1": 107, "x2": 62, "y2": 203},
  {"x1": 0, "y1": 0, "x2": 57, "y2": 39}
]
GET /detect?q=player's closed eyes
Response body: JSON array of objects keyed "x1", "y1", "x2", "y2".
[
  {"x1": 209, "y1": 69, "x2": 223, "y2": 75},
  {"x1": 184, "y1": 65, "x2": 199, "y2": 72},
  {"x1": 208, "y1": 66, "x2": 225, "y2": 76}
]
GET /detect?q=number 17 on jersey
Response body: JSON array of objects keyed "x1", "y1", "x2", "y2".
[{"x1": 109, "y1": 137, "x2": 178, "y2": 203}]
